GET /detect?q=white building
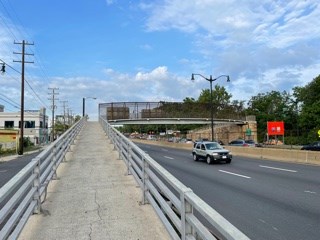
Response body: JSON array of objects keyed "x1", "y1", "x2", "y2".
[{"x1": 0, "y1": 108, "x2": 49, "y2": 145}]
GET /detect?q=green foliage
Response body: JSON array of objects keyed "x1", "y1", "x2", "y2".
[
  {"x1": 74, "y1": 115, "x2": 81, "y2": 122},
  {"x1": 197, "y1": 85, "x2": 232, "y2": 110},
  {"x1": 293, "y1": 75, "x2": 320, "y2": 141},
  {"x1": 23, "y1": 137, "x2": 34, "y2": 147}
]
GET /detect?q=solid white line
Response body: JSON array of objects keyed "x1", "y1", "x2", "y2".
[
  {"x1": 164, "y1": 156, "x2": 174, "y2": 160},
  {"x1": 219, "y1": 170, "x2": 251, "y2": 179},
  {"x1": 304, "y1": 190, "x2": 317, "y2": 194},
  {"x1": 259, "y1": 165, "x2": 297, "y2": 173}
]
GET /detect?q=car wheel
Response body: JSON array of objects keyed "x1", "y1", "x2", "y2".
[
  {"x1": 206, "y1": 156, "x2": 212, "y2": 164},
  {"x1": 193, "y1": 153, "x2": 198, "y2": 161},
  {"x1": 226, "y1": 159, "x2": 231, "y2": 164}
]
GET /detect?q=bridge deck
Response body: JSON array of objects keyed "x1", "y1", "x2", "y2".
[{"x1": 19, "y1": 121, "x2": 169, "y2": 240}]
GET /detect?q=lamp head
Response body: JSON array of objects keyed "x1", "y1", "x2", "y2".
[
  {"x1": 226, "y1": 75, "x2": 230, "y2": 82},
  {"x1": 191, "y1": 73, "x2": 195, "y2": 81}
]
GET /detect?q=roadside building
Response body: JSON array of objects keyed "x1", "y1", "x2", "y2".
[{"x1": 0, "y1": 108, "x2": 49, "y2": 149}]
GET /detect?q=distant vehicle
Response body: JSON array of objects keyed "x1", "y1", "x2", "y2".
[
  {"x1": 245, "y1": 139, "x2": 257, "y2": 147},
  {"x1": 179, "y1": 138, "x2": 193, "y2": 144},
  {"x1": 228, "y1": 139, "x2": 249, "y2": 147},
  {"x1": 301, "y1": 141, "x2": 320, "y2": 151},
  {"x1": 147, "y1": 135, "x2": 157, "y2": 141},
  {"x1": 196, "y1": 138, "x2": 224, "y2": 145},
  {"x1": 192, "y1": 141, "x2": 232, "y2": 164}
]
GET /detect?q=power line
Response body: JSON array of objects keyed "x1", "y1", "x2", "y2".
[
  {"x1": 0, "y1": 2, "x2": 54, "y2": 114},
  {"x1": 0, "y1": 93, "x2": 19, "y2": 107}
]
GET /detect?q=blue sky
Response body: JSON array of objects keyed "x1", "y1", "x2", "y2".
[{"x1": 0, "y1": 0, "x2": 319, "y2": 120}]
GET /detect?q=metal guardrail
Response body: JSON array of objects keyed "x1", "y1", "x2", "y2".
[
  {"x1": 0, "y1": 117, "x2": 85, "y2": 240},
  {"x1": 100, "y1": 117, "x2": 250, "y2": 240}
]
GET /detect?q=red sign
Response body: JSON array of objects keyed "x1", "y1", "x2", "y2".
[{"x1": 267, "y1": 121, "x2": 284, "y2": 135}]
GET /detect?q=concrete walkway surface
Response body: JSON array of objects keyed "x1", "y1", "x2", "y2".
[{"x1": 18, "y1": 121, "x2": 169, "y2": 240}]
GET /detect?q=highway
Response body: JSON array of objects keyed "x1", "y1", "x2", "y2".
[{"x1": 136, "y1": 142, "x2": 320, "y2": 240}]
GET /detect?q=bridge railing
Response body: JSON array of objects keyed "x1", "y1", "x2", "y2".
[
  {"x1": 100, "y1": 117, "x2": 249, "y2": 240},
  {"x1": 0, "y1": 117, "x2": 85, "y2": 239}
]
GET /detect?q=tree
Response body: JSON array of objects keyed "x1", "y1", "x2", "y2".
[
  {"x1": 293, "y1": 74, "x2": 320, "y2": 142},
  {"x1": 183, "y1": 97, "x2": 196, "y2": 103},
  {"x1": 74, "y1": 115, "x2": 81, "y2": 122},
  {"x1": 246, "y1": 90, "x2": 293, "y2": 142}
]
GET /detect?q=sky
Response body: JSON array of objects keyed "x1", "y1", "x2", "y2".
[{"x1": 0, "y1": 0, "x2": 319, "y2": 120}]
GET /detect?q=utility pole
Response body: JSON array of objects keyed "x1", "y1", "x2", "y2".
[
  {"x1": 48, "y1": 88, "x2": 59, "y2": 141},
  {"x1": 60, "y1": 100, "x2": 68, "y2": 132},
  {"x1": 13, "y1": 40, "x2": 34, "y2": 155}
]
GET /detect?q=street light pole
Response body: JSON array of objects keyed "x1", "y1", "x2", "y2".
[
  {"x1": 82, "y1": 97, "x2": 97, "y2": 118},
  {"x1": 191, "y1": 73, "x2": 230, "y2": 142},
  {"x1": 82, "y1": 97, "x2": 85, "y2": 117}
]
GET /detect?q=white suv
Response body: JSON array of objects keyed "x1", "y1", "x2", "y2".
[{"x1": 192, "y1": 141, "x2": 232, "y2": 164}]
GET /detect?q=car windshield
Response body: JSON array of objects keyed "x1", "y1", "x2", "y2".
[{"x1": 205, "y1": 143, "x2": 222, "y2": 150}]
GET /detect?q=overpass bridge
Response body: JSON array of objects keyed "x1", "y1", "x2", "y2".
[
  {"x1": 107, "y1": 117, "x2": 248, "y2": 125},
  {"x1": 99, "y1": 101, "x2": 257, "y2": 143},
  {"x1": 1, "y1": 118, "x2": 249, "y2": 240},
  {"x1": 98, "y1": 101, "x2": 251, "y2": 124}
]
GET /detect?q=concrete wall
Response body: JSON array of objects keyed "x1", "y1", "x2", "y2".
[{"x1": 187, "y1": 120, "x2": 258, "y2": 144}]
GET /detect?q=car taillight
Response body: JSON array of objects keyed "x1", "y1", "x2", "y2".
[{"x1": 243, "y1": 143, "x2": 249, "y2": 147}]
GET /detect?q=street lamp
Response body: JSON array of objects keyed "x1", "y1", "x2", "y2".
[
  {"x1": 191, "y1": 73, "x2": 230, "y2": 142},
  {"x1": 82, "y1": 97, "x2": 97, "y2": 117}
]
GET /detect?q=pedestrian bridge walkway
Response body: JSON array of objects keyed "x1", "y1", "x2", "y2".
[{"x1": 18, "y1": 121, "x2": 169, "y2": 240}]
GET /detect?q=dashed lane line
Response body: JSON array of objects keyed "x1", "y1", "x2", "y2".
[
  {"x1": 259, "y1": 165, "x2": 297, "y2": 173},
  {"x1": 219, "y1": 170, "x2": 251, "y2": 179},
  {"x1": 164, "y1": 156, "x2": 174, "y2": 160},
  {"x1": 304, "y1": 190, "x2": 317, "y2": 194}
]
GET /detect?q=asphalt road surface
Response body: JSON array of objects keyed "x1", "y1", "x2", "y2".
[
  {"x1": 0, "y1": 152, "x2": 41, "y2": 188},
  {"x1": 136, "y1": 143, "x2": 320, "y2": 240}
]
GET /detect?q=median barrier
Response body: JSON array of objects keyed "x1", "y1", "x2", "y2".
[{"x1": 131, "y1": 139, "x2": 320, "y2": 166}]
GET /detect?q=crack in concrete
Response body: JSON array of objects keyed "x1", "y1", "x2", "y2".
[{"x1": 94, "y1": 189, "x2": 102, "y2": 221}]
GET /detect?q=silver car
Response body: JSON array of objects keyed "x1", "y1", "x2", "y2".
[{"x1": 192, "y1": 141, "x2": 232, "y2": 164}]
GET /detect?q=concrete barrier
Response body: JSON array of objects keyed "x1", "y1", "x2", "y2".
[{"x1": 131, "y1": 139, "x2": 320, "y2": 166}]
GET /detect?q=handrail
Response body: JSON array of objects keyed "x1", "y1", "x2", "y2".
[
  {"x1": 0, "y1": 117, "x2": 86, "y2": 239},
  {"x1": 99, "y1": 117, "x2": 250, "y2": 240}
]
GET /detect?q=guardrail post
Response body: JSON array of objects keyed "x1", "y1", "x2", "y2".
[
  {"x1": 127, "y1": 143, "x2": 132, "y2": 175},
  {"x1": 142, "y1": 156, "x2": 149, "y2": 205},
  {"x1": 33, "y1": 158, "x2": 41, "y2": 214},
  {"x1": 118, "y1": 138, "x2": 123, "y2": 160},
  {"x1": 181, "y1": 189, "x2": 194, "y2": 240},
  {"x1": 52, "y1": 143, "x2": 58, "y2": 180}
]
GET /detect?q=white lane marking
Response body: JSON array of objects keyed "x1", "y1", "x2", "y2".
[
  {"x1": 259, "y1": 165, "x2": 297, "y2": 173},
  {"x1": 0, "y1": 170, "x2": 7, "y2": 173},
  {"x1": 304, "y1": 190, "x2": 317, "y2": 194},
  {"x1": 161, "y1": 149, "x2": 169, "y2": 152},
  {"x1": 258, "y1": 219, "x2": 279, "y2": 232},
  {"x1": 164, "y1": 156, "x2": 174, "y2": 160},
  {"x1": 219, "y1": 170, "x2": 251, "y2": 179}
]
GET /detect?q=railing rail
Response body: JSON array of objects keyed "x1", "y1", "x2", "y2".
[
  {"x1": 0, "y1": 117, "x2": 85, "y2": 239},
  {"x1": 100, "y1": 117, "x2": 250, "y2": 240}
]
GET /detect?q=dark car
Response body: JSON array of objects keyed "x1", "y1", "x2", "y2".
[
  {"x1": 301, "y1": 141, "x2": 320, "y2": 151},
  {"x1": 228, "y1": 139, "x2": 248, "y2": 147}
]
